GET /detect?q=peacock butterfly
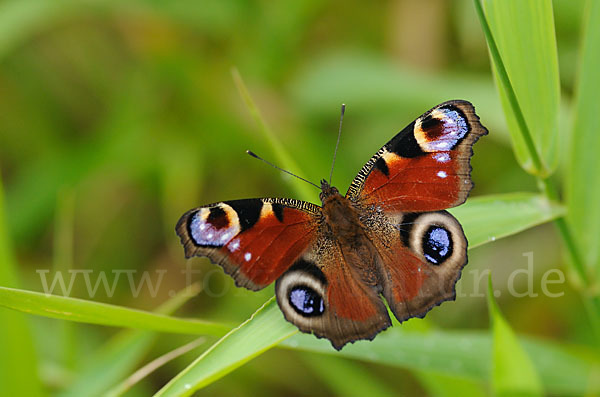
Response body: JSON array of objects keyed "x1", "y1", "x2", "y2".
[{"x1": 176, "y1": 100, "x2": 487, "y2": 349}]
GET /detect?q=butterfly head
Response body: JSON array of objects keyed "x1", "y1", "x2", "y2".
[{"x1": 319, "y1": 179, "x2": 340, "y2": 202}]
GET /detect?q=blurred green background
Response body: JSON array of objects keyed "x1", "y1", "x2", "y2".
[{"x1": 0, "y1": 0, "x2": 596, "y2": 396}]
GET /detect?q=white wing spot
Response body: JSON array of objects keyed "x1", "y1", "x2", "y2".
[
  {"x1": 244, "y1": 252, "x2": 252, "y2": 262},
  {"x1": 228, "y1": 238, "x2": 240, "y2": 252},
  {"x1": 437, "y1": 171, "x2": 447, "y2": 178},
  {"x1": 433, "y1": 152, "x2": 450, "y2": 163}
]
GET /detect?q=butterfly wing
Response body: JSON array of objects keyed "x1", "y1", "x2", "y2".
[
  {"x1": 176, "y1": 198, "x2": 321, "y2": 290},
  {"x1": 365, "y1": 208, "x2": 468, "y2": 321},
  {"x1": 346, "y1": 100, "x2": 488, "y2": 212},
  {"x1": 275, "y1": 231, "x2": 391, "y2": 350}
]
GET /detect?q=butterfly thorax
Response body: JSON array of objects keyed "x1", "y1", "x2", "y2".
[
  {"x1": 320, "y1": 180, "x2": 380, "y2": 286},
  {"x1": 320, "y1": 179, "x2": 363, "y2": 239}
]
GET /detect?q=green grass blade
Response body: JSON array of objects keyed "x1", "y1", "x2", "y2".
[
  {"x1": 567, "y1": 0, "x2": 600, "y2": 274},
  {"x1": 53, "y1": 189, "x2": 77, "y2": 370},
  {"x1": 478, "y1": 0, "x2": 560, "y2": 176},
  {"x1": 0, "y1": 286, "x2": 229, "y2": 336},
  {"x1": 154, "y1": 297, "x2": 297, "y2": 396},
  {"x1": 281, "y1": 329, "x2": 597, "y2": 396},
  {"x1": 106, "y1": 338, "x2": 206, "y2": 397},
  {"x1": 449, "y1": 193, "x2": 564, "y2": 248},
  {"x1": 488, "y1": 277, "x2": 543, "y2": 396},
  {"x1": 58, "y1": 284, "x2": 203, "y2": 397},
  {"x1": 0, "y1": 177, "x2": 44, "y2": 397},
  {"x1": 232, "y1": 68, "x2": 314, "y2": 201}
]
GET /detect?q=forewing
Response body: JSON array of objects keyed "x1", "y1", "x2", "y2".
[
  {"x1": 346, "y1": 100, "x2": 487, "y2": 212},
  {"x1": 176, "y1": 198, "x2": 321, "y2": 291}
]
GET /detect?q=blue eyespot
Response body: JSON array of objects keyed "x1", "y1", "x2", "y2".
[
  {"x1": 423, "y1": 226, "x2": 452, "y2": 265},
  {"x1": 288, "y1": 286, "x2": 325, "y2": 317}
]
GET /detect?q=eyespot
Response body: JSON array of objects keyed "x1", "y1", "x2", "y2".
[
  {"x1": 406, "y1": 211, "x2": 465, "y2": 267},
  {"x1": 288, "y1": 285, "x2": 325, "y2": 316},
  {"x1": 276, "y1": 259, "x2": 328, "y2": 323},
  {"x1": 414, "y1": 106, "x2": 469, "y2": 152},
  {"x1": 422, "y1": 226, "x2": 452, "y2": 265},
  {"x1": 187, "y1": 205, "x2": 241, "y2": 248}
]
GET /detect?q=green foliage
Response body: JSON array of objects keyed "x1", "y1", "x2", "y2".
[
  {"x1": 0, "y1": 286, "x2": 229, "y2": 336},
  {"x1": 567, "y1": 0, "x2": 600, "y2": 275},
  {"x1": 0, "y1": 0, "x2": 598, "y2": 396},
  {"x1": 482, "y1": 0, "x2": 560, "y2": 176},
  {"x1": 59, "y1": 285, "x2": 203, "y2": 397},
  {"x1": 488, "y1": 277, "x2": 543, "y2": 397},
  {"x1": 0, "y1": 179, "x2": 44, "y2": 397},
  {"x1": 449, "y1": 193, "x2": 564, "y2": 249},
  {"x1": 284, "y1": 327, "x2": 595, "y2": 396},
  {"x1": 155, "y1": 298, "x2": 297, "y2": 396}
]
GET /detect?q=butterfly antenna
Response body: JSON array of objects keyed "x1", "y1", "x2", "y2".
[
  {"x1": 246, "y1": 150, "x2": 321, "y2": 189},
  {"x1": 328, "y1": 104, "x2": 345, "y2": 185}
]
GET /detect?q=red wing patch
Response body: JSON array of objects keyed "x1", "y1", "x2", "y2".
[
  {"x1": 176, "y1": 198, "x2": 320, "y2": 290},
  {"x1": 360, "y1": 151, "x2": 470, "y2": 212}
]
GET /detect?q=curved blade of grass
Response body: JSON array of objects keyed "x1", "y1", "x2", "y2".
[
  {"x1": 487, "y1": 277, "x2": 543, "y2": 396},
  {"x1": 58, "y1": 284, "x2": 203, "y2": 397},
  {"x1": 567, "y1": 0, "x2": 600, "y2": 274},
  {"x1": 0, "y1": 286, "x2": 229, "y2": 336},
  {"x1": 281, "y1": 329, "x2": 597, "y2": 396},
  {"x1": 154, "y1": 297, "x2": 297, "y2": 397},
  {"x1": 0, "y1": 178, "x2": 44, "y2": 397},
  {"x1": 479, "y1": 0, "x2": 560, "y2": 176},
  {"x1": 105, "y1": 338, "x2": 206, "y2": 397},
  {"x1": 449, "y1": 193, "x2": 564, "y2": 248},
  {"x1": 232, "y1": 68, "x2": 315, "y2": 201}
]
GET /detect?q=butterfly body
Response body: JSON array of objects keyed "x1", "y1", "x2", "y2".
[{"x1": 177, "y1": 100, "x2": 487, "y2": 349}]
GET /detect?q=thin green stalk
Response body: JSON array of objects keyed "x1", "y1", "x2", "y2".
[
  {"x1": 539, "y1": 178, "x2": 587, "y2": 284},
  {"x1": 231, "y1": 68, "x2": 314, "y2": 201}
]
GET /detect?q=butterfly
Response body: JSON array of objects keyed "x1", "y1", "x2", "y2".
[{"x1": 176, "y1": 100, "x2": 487, "y2": 350}]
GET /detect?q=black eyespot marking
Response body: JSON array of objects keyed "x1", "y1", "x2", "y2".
[
  {"x1": 388, "y1": 121, "x2": 426, "y2": 158},
  {"x1": 399, "y1": 213, "x2": 420, "y2": 247},
  {"x1": 423, "y1": 226, "x2": 453, "y2": 265},
  {"x1": 207, "y1": 206, "x2": 228, "y2": 229},
  {"x1": 420, "y1": 115, "x2": 444, "y2": 140},
  {"x1": 288, "y1": 285, "x2": 325, "y2": 317},
  {"x1": 227, "y1": 199, "x2": 262, "y2": 232},
  {"x1": 288, "y1": 259, "x2": 327, "y2": 285},
  {"x1": 374, "y1": 157, "x2": 389, "y2": 176},
  {"x1": 272, "y1": 203, "x2": 284, "y2": 222}
]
